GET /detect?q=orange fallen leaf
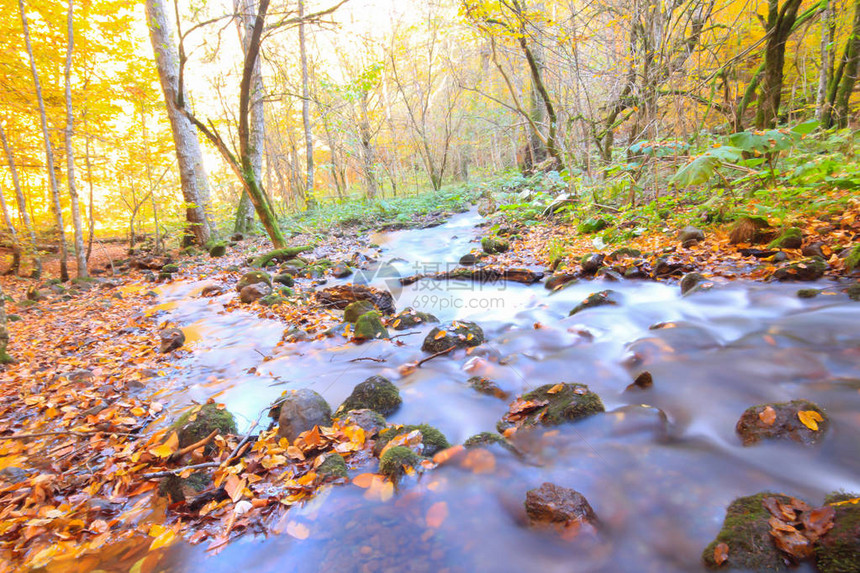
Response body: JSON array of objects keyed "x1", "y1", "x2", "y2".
[
  {"x1": 426, "y1": 501, "x2": 448, "y2": 528},
  {"x1": 797, "y1": 410, "x2": 823, "y2": 431},
  {"x1": 148, "y1": 432, "x2": 178, "y2": 458},
  {"x1": 713, "y1": 542, "x2": 729, "y2": 565},
  {"x1": 432, "y1": 445, "x2": 464, "y2": 465},
  {"x1": 224, "y1": 475, "x2": 246, "y2": 503},
  {"x1": 352, "y1": 473, "x2": 377, "y2": 488},
  {"x1": 758, "y1": 406, "x2": 776, "y2": 426},
  {"x1": 547, "y1": 383, "x2": 565, "y2": 394},
  {"x1": 434, "y1": 330, "x2": 448, "y2": 340}
]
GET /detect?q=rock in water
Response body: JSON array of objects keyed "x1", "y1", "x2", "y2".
[
  {"x1": 316, "y1": 454, "x2": 348, "y2": 481},
  {"x1": 159, "y1": 328, "x2": 185, "y2": 353},
  {"x1": 239, "y1": 282, "x2": 271, "y2": 303},
  {"x1": 343, "y1": 300, "x2": 376, "y2": 323},
  {"x1": 569, "y1": 290, "x2": 620, "y2": 316},
  {"x1": 391, "y1": 307, "x2": 438, "y2": 330},
  {"x1": 525, "y1": 482, "x2": 598, "y2": 527},
  {"x1": 772, "y1": 258, "x2": 827, "y2": 281},
  {"x1": 277, "y1": 389, "x2": 332, "y2": 442},
  {"x1": 379, "y1": 446, "x2": 421, "y2": 480},
  {"x1": 736, "y1": 400, "x2": 829, "y2": 446},
  {"x1": 421, "y1": 321, "x2": 484, "y2": 353},
  {"x1": 353, "y1": 311, "x2": 389, "y2": 340},
  {"x1": 332, "y1": 262, "x2": 352, "y2": 278},
  {"x1": 580, "y1": 253, "x2": 604, "y2": 274},
  {"x1": 373, "y1": 424, "x2": 450, "y2": 457},
  {"x1": 498, "y1": 382, "x2": 604, "y2": 433},
  {"x1": 236, "y1": 271, "x2": 272, "y2": 291},
  {"x1": 680, "y1": 272, "x2": 708, "y2": 295},
  {"x1": 336, "y1": 375, "x2": 402, "y2": 417},
  {"x1": 171, "y1": 402, "x2": 237, "y2": 450},
  {"x1": 815, "y1": 491, "x2": 860, "y2": 573},
  {"x1": 317, "y1": 284, "x2": 396, "y2": 315}
]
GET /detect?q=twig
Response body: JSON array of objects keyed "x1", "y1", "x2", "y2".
[
  {"x1": 0, "y1": 429, "x2": 138, "y2": 440},
  {"x1": 416, "y1": 346, "x2": 456, "y2": 367},
  {"x1": 141, "y1": 462, "x2": 219, "y2": 479},
  {"x1": 168, "y1": 429, "x2": 217, "y2": 462},
  {"x1": 388, "y1": 332, "x2": 420, "y2": 340},
  {"x1": 348, "y1": 357, "x2": 386, "y2": 363}
]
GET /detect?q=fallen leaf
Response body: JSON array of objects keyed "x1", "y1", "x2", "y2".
[
  {"x1": 547, "y1": 383, "x2": 565, "y2": 394},
  {"x1": 434, "y1": 330, "x2": 448, "y2": 340},
  {"x1": 285, "y1": 521, "x2": 310, "y2": 540},
  {"x1": 148, "y1": 432, "x2": 179, "y2": 458},
  {"x1": 797, "y1": 410, "x2": 823, "y2": 431},
  {"x1": 426, "y1": 501, "x2": 448, "y2": 528},
  {"x1": 352, "y1": 473, "x2": 377, "y2": 488},
  {"x1": 714, "y1": 542, "x2": 729, "y2": 565},
  {"x1": 758, "y1": 406, "x2": 776, "y2": 426}
]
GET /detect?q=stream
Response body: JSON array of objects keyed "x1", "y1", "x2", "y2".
[{"x1": 147, "y1": 211, "x2": 860, "y2": 572}]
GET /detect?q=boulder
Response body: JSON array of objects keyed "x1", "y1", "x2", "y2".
[
  {"x1": 801, "y1": 242, "x2": 826, "y2": 259},
  {"x1": 467, "y1": 376, "x2": 509, "y2": 400},
  {"x1": 463, "y1": 432, "x2": 516, "y2": 453},
  {"x1": 544, "y1": 273, "x2": 577, "y2": 291},
  {"x1": 769, "y1": 227, "x2": 803, "y2": 250},
  {"x1": 276, "y1": 389, "x2": 332, "y2": 442},
  {"x1": 569, "y1": 290, "x2": 620, "y2": 316},
  {"x1": 702, "y1": 492, "x2": 796, "y2": 570},
  {"x1": 159, "y1": 328, "x2": 185, "y2": 353},
  {"x1": 239, "y1": 282, "x2": 271, "y2": 303},
  {"x1": 273, "y1": 273, "x2": 294, "y2": 287},
  {"x1": 344, "y1": 300, "x2": 376, "y2": 323},
  {"x1": 459, "y1": 253, "x2": 479, "y2": 266},
  {"x1": 236, "y1": 271, "x2": 272, "y2": 292},
  {"x1": 353, "y1": 311, "x2": 389, "y2": 341},
  {"x1": 729, "y1": 216, "x2": 772, "y2": 245},
  {"x1": 625, "y1": 371, "x2": 653, "y2": 391},
  {"x1": 391, "y1": 307, "x2": 438, "y2": 330},
  {"x1": 678, "y1": 226, "x2": 705, "y2": 244},
  {"x1": 316, "y1": 454, "x2": 348, "y2": 481},
  {"x1": 736, "y1": 400, "x2": 829, "y2": 446},
  {"x1": 335, "y1": 375, "x2": 402, "y2": 417},
  {"x1": 481, "y1": 237, "x2": 510, "y2": 254},
  {"x1": 797, "y1": 288, "x2": 821, "y2": 299},
  {"x1": 317, "y1": 284, "x2": 396, "y2": 315},
  {"x1": 373, "y1": 424, "x2": 450, "y2": 457},
  {"x1": 498, "y1": 383, "x2": 604, "y2": 433},
  {"x1": 525, "y1": 482, "x2": 598, "y2": 528},
  {"x1": 577, "y1": 217, "x2": 607, "y2": 234},
  {"x1": 251, "y1": 247, "x2": 313, "y2": 268},
  {"x1": 332, "y1": 262, "x2": 352, "y2": 278},
  {"x1": 200, "y1": 284, "x2": 224, "y2": 297},
  {"x1": 772, "y1": 258, "x2": 828, "y2": 281},
  {"x1": 379, "y1": 446, "x2": 421, "y2": 480},
  {"x1": 845, "y1": 245, "x2": 860, "y2": 273},
  {"x1": 680, "y1": 272, "x2": 708, "y2": 295},
  {"x1": 341, "y1": 409, "x2": 387, "y2": 434},
  {"x1": 259, "y1": 294, "x2": 287, "y2": 307},
  {"x1": 421, "y1": 321, "x2": 484, "y2": 353},
  {"x1": 171, "y1": 402, "x2": 237, "y2": 450},
  {"x1": 815, "y1": 492, "x2": 860, "y2": 573},
  {"x1": 580, "y1": 253, "x2": 604, "y2": 274},
  {"x1": 208, "y1": 242, "x2": 227, "y2": 257}
]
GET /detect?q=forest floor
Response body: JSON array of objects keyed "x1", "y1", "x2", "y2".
[{"x1": 1, "y1": 183, "x2": 859, "y2": 572}]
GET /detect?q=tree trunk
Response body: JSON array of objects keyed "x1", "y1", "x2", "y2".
[
  {"x1": 299, "y1": 0, "x2": 315, "y2": 209},
  {"x1": 829, "y1": 0, "x2": 860, "y2": 128},
  {"x1": 64, "y1": 0, "x2": 87, "y2": 278},
  {"x1": 20, "y1": 0, "x2": 68, "y2": 281},
  {"x1": 0, "y1": 122, "x2": 39, "y2": 276},
  {"x1": 233, "y1": 0, "x2": 262, "y2": 235},
  {"x1": 755, "y1": 0, "x2": 803, "y2": 128},
  {"x1": 0, "y1": 283, "x2": 11, "y2": 364},
  {"x1": 359, "y1": 93, "x2": 379, "y2": 198},
  {"x1": 145, "y1": 0, "x2": 214, "y2": 246},
  {"x1": 0, "y1": 185, "x2": 21, "y2": 275},
  {"x1": 815, "y1": 0, "x2": 834, "y2": 121},
  {"x1": 83, "y1": 115, "x2": 96, "y2": 261}
]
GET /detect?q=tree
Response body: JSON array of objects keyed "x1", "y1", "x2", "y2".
[
  {"x1": 299, "y1": 0, "x2": 315, "y2": 208},
  {"x1": 145, "y1": 0, "x2": 214, "y2": 246},
  {"x1": 19, "y1": 0, "x2": 69, "y2": 281},
  {"x1": 824, "y1": 0, "x2": 860, "y2": 128},
  {"x1": 0, "y1": 283, "x2": 11, "y2": 364},
  {"x1": 0, "y1": 122, "x2": 40, "y2": 276},
  {"x1": 755, "y1": 0, "x2": 804, "y2": 128},
  {"x1": 64, "y1": 0, "x2": 88, "y2": 278}
]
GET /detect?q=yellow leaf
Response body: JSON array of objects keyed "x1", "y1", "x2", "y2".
[
  {"x1": 547, "y1": 383, "x2": 565, "y2": 394},
  {"x1": 150, "y1": 528, "x2": 177, "y2": 551},
  {"x1": 285, "y1": 521, "x2": 310, "y2": 539},
  {"x1": 797, "y1": 410, "x2": 823, "y2": 431},
  {"x1": 434, "y1": 330, "x2": 447, "y2": 340},
  {"x1": 149, "y1": 432, "x2": 179, "y2": 458}
]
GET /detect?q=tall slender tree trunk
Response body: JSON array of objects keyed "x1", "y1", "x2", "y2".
[
  {"x1": 233, "y1": 0, "x2": 261, "y2": 235},
  {"x1": 83, "y1": 115, "x2": 95, "y2": 260},
  {"x1": 299, "y1": 0, "x2": 315, "y2": 209},
  {"x1": 828, "y1": 0, "x2": 860, "y2": 128},
  {"x1": 20, "y1": 0, "x2": 68, "y2": 281},
  {"x1": 0, "y1": 283, "x2": 11, "y2": 364},
  {"x1": 816, "y1": 0, "x2": 834, "y2": 120},
  {"x1": 0, "y1": 186, "x2": 21, "y2": 275},
  {"x1": 358, "y1": 94, "x2": 379, "y2": 198},
  {"x1": 145, "y1": 0, "x2": 213, "y2": 246},
  {"x1": 755, "y1": 0, "x2": 803, "y2": 128},
  {"x1": 0, "y1": 123, "x2": 40, "y2": 277},
  {"x1": 64, "y1": 0, "x2": 87, "y2": 278}
]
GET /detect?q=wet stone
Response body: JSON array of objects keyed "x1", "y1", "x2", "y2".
[
  {"x1": 421, "y1": 321, "x2": 484, "y2": 353},
  {"x1": 467, "y1": 376, "x2": 509, "y2": 400},
  {"x1": 625, "y1": 371, "x2": 653, "y2": 391},
  {"x1": 481, "y1": 236, "x2": 509, "y2": 254},
  {"x1": 335, "y1": 375, "x2": 402, "y2": 417},
  {"x1": 736, "y1": 400, "x2": 829, "y2": 446},
  {"x1": 678, "y1": 226, "x2": 705, "y2": 244},
  {"x1": 239, "y1": 282, "x2": 271, "y2": 303},
  {"x1": 273, "y1": 273, "x2": 295, "y2": 287},
  {"x1": 815, "y1": 491, "x2": 860, "y2": 573},
  {"x1": 379, "y1": 446, "x2": 422, "y2": 481},
  {"x1": 498, "y1": 383, "x2": 604, "y2": 433},
  {"x1": 797, "y1": 288, "x2": 821, "y2": 299},
  {"x1": 772, "y1": 258, "x2": 827, "y2": 281},
  {"x1": 580, "y1": 253, "x2": 604, "y2": 274},
  {"x1": 569, "y1": 290, "x2": 620, "y2": 316},
  {"x1": 353, "y1": 311, "x2": 389, "y2": 341},
  {"x1": 236, "y1": 271, "x2": 272, "y2": 292},
  {"x1": 277, "y1": 389, "x2": 332, "y2": 442},
  {"x1": 459, "y1": 252, "x2": 479, "y2": 266},
  {"x1": 341, "y1": 409, "x2": 387, "y2": 435},
  {"x1": 544, "y1": 273, "x2": 577, "y2": 291},
  {"x1": 158, "y1": 328, "x2": 185, "y2": 353},
  {"x1": 316, "y1": 454, "x2": 348, "y2": 481},
  {"x1": 525, "y1": 482, "x2": 598, "y2": 527},
  {"x1": 171, "y1": 403, "x2": 237, "y2": 450},
  {"x1": 343, "y1": 300, "x2": 376, "y2": 323},
  {"x1": 680, "y1": 272, "x2": 708, "y2": 295},
  {"x1": 391, "y1": 308, "x2": 438, "y2": 330},
  {"x1": 332, "y1": 262, "x2": 352, "y2": 278},
  {"x1": 373, "y1": 424, "x2": 450, "y2": 457},
  {"x1": 769, "y1": 227, "x2": 803, "y2": 250}
]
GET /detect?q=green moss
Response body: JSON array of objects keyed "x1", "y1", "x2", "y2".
[
  {"x1": 171, "y1": 403, "x2": 237, "y2": 451},
  {"x1": 317, "y1": 454, "x2": 348, "y2": 481},
  {"x1": 208, "y1": 242, "x2": 227, "y2": 257},
  {"x1": 260, "y1": 294, "x2": 286, "y2": 307},
  {"x1": 847, "y1": 283, "x2": 860, "y2": 301},
  {"x1": 391, "y1": 308, "x2": 438, "y2": 330},
  {"x1": 768, "y1": 227, "x2": 803, "y2": 249},
  {"x1": 374, "y1": 424, "x2": 450, "y2": 457},
  {"x1": 335, "y1": 375, "x2": 402, "y2": 417},
  {"x1": 569, "y1": 290, "x2": 620, "y2": 316},
  {"x1": 421, "y1": 321, "x2": 484, "y2": 353},
  {"x1": 6, "y1": 314, "x2": 21, "y2": 322},
  {"x1": 353, "y1": 311, "x2": 389, "y2": 340},
  {"x1": 702, "y1": 492, "x2": 792, "y2": 571},
  {"x1": 344, "y1": 300, "x2": 376, "y2": 323},
  {"x1": 846, "y1": 245, "x2": 860, "y2": 273},
  {"x1": 0, "y1": 349, "x2": 14, "y2": 364},
  {"x1": 182, "y1": 246, "x2": 200, "y2": 257},
  {"x1": 378, "y1": 446, "x2": 421, "y2": 480},
  {"x1": 797, "y1": 288, "x2": 821, "y2": 299},
  {"x1": 481, "y1": 237, "x2": 510, "y2": 254},
  {"x1": 463, "y1": 432, "x2": 516, "y2": 453},
  {"x1": 524, "y1": 383, "x2": 604, "y2": 426},
  {"x1": 578, "y1": 217, "x2": 607, "y2": 234},
  {"x1": 236, "y1": 271, "x2": 272, "y2": 291},
  {"x1": 816, "y1": 492, "x2": 860, "y2": 573},
  {"x1": 251, "y1": 246, "x2": 312, "y2": 268},
  {"x1": 273, "y1": 273, "x2": 294, "y2": 287},
  {"x1": 161, "y1": 264, "x2": 179, "y2": 274}
]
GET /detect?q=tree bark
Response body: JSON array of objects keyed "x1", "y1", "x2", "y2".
[
  {"x1": 815, "y1": 0, "x2": 834, "y2": 121},
  {"x1": 20, "y1": 0, "x2": 68, "y2": 281},
  {"x1": 0, "y1": 185, "x2": 21, "y2": 275},
  {"x1": 64, "y1": 0, "x2": 88, "y2": 278},
  {"x1": 0, "y1": 122, "x2": 39, "y2": 276},
  {"x1": 233, "y1": 0, "x2": 262, "y2": 235},
  {"x1": 0, "y1": 283, "x2": 11, "y2": 364},
  {"x1": 299, "y1": 0, "x2": 315, "y2": 209},
  {"x1": 145, "y1": 0, "x2": 214, "y2": 246},
  {"x1": 828, "y1": 0, "x2": 860, "y2": 128},
  {"x1": 755, "y1": 0, "x2": 803, "y2": 128}
]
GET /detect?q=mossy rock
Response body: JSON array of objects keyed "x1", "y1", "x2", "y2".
[
  {"x1": 772, "y1": 258, "x2": 828, "y2": 281},
  {"x1": 6, "y1": 314, "x2": 21, "y2": 322},
  {"x1": 815, "y1": 492, "x2": 860, "y2": 573},
  {"x1": 391, "y1": 308, "x2": 438, "y2": 330},
  {"x1": 236, "y1": 270, "x2": 272, "y2": 292},
  {"x1": 797, "y1": 288, "x2": 821, "y2": 299},
  {"x1": 344, "y1": 300, "x2": 376, "y2": 323},
  {"x1": 846, "y1": 245, "x2": 860, "y2": 273},
  {"x1": 273, "y1": 273, "x2": 295, "y2": 287},
  {"x1": 847, "y1": 283, "x2": 860, "y2": 301},
  {"x1": 577, "y1": 217, "x2": 607, "y2": 234},
  {"x1": 158, "y1": 471, "x2": 211, "y2": 504},
  {"x1": 481, "y1": 237, "x2": 510, "y2": 254},
  {"x1": 341, "y1": 409, "x2": 387, "y2": 434},
  {"x1": 681, "y1": 272, "x2": 709, "y2": 295},
  {"x1": 182, "y1": 246, "x2": 200, "y2": 257},
  {"x1": 736, "y1": 399, "x2": 829, "y2": 446},
  {"x1": 373, "y1": 424, "x2": 450, "y2": 457},
  {"x1": 769, "y1": 227, "x2": 803, "y2": 250},
  {"x1": 317, "y1": 454, "x2": 348, "y2": 481},
  {"x1": 171, "y1": 403, "x2": 237, "y2": 451},
  {"x1": 162, "y1": 264, "x2": 179, "y2": 274},
  {"x1": 498, "y1": 383, "x2": 604, "y2": 433},
  {"x1": 702, "y1": 492, "x2": 794, "y2": 571},
  {"x1": 467, "y1": 376, "x2": 509, "y2": 400},
  {"x1": 335, "y1": 375, "x2": 402, "y2": 417},
  {"x1": 378, "y1": 446, "x2": 421, "y2": 480},
  {"x1": 278, "y1": 287, "x2": 294, "y2": 297},
  {"x1": 421, "y1": 321, "x2": 484, "y2": 353},
  {"x1": 607, "y1": 247, "x2": 642, "y2": 260},
  {"x1": 260, "y1": 294, "x2": 287, "y2": 307},
  {"x1": 208, "y1": 242, "x2": 227, "y2": 257},
  {"x1": 353, "y1": 311, "x2": 389, "y2": 340},
  {"x1": 251, "y1": 247, "x2": 312, "y2": 268},
  {"x1": 463, "y1": 432, "x2": 516, "y2": 453},
  {"x1": 569, "y1": 290, "x2": 620, "y2": 316}
]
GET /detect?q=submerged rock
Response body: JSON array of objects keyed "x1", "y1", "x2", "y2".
[
  {"x1": 391, "y1": 307, "x2": 438, "y2": 330},
  {"x1": 680, "y1": 272, "x2": 708, "y2": 295},
  {"x1": 464, "y1": 432, "x2": 516, "y2": 453},
  {"x1": 343, "y1": 300, "x2": 376, "y2": 323},
  {"x1": 525, "y1": 482, "x2": 598, "y2": 528},
  {"x1": 276, "y1": 389, "x2": 332, "y2": 442},
  {"x1": 569, "y1": 290, "x2": 620, "y2": 316},
  {"x1": 498, "y1": 383, "x2": 604, "y2": 433},
  {"x1": 341, "y1": 409, "x2": 387, "y2": 434},
  {"x1": 353, "y1": 311, "x2": 389, "y2": 341},
  {"x1": 159, "y1": 328, "x2": 185, "y2": 353},
  {"x1": 373, "y1": 424, "x2": 450, "y2": 457},
  {"x1": 316, "y1": 454, "x2": 348, "y2": 481},
  {"x1": 815, "y1": 492, "x2": 860, "y2": 573},
  {"x1": 379, "y1": 446, "x2": 421, "y2": 480},
  {"x1": 702, "y1": 492, "x2": 795, "y2": 570},
  {"x1": 797, "y1": 288, "x2": 821, "y2": 299},
  {"x1": 171, "y1": 402, "x2": 237, "y2": 450},
  {"x1": 239, "y1": 282, "x2": 271, "y2": 303},
  {"x1": 317, "y1": 284, "x2": 396, "y2": 315},
  {"x1": 625, "y1": 371, "x2": 653, "y2": 391},
  {"x1": 421, "y1": 321, "x2": 484, "y2": 353},
  {"x1": 545, "y1": 273, "x2": 577, "y2": 291},
  {"x1": 467, "y1": 376, "x2": 509, "y2": 400},
  {"x1": 736, "y1": 400, "x2": 829, "y2": 446},
  {"x1": 335, "y1": 375, "x2": 402, "y2": 417},
  {"x1": 772, "y1": 258, "x2": 827, "y2": 281}
]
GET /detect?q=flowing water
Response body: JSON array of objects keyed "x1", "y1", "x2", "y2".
[{"x1": 143, "y1": 211, "x2": 860, "y2": 572}]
